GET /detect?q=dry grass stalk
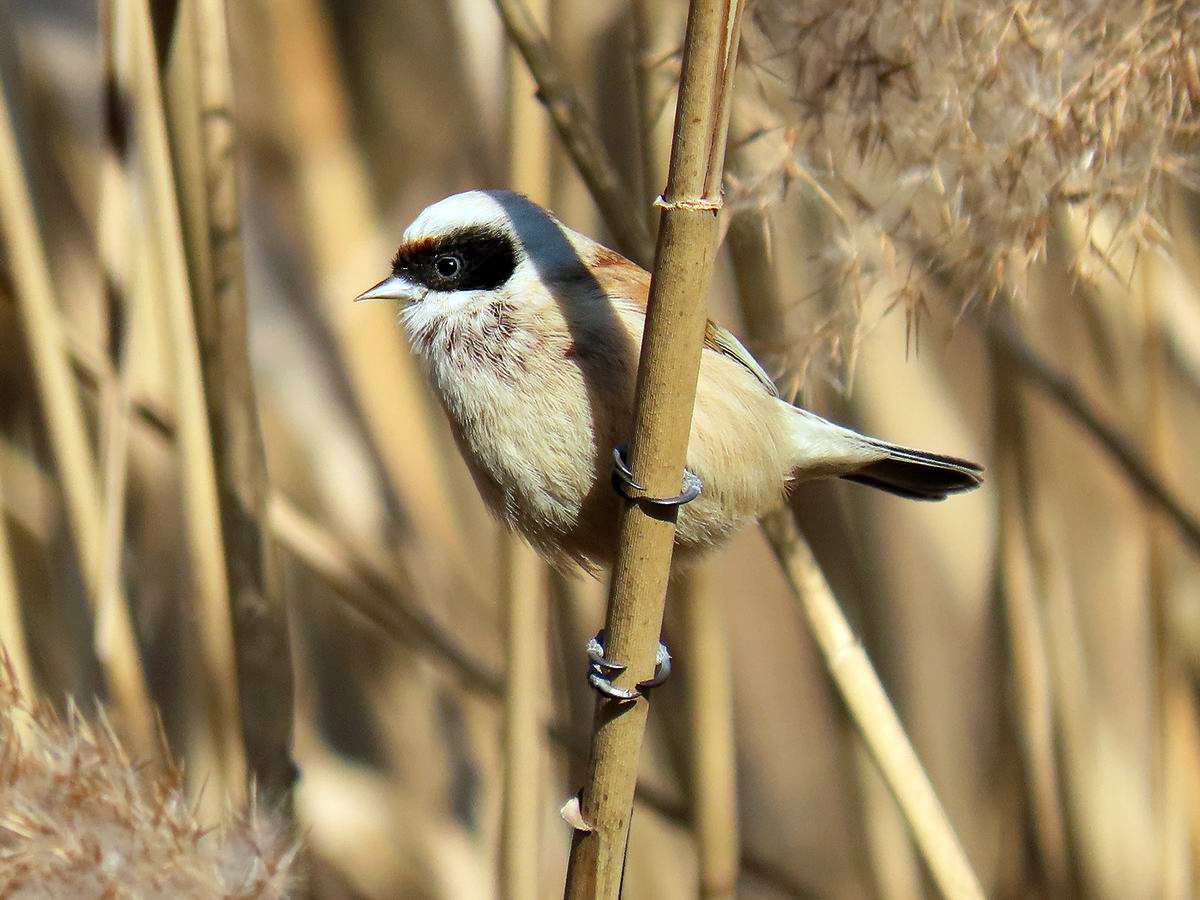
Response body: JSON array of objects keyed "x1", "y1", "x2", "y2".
[
  {"x1": 0, "y1": 36, "x2": 156, "y2": 757},
  {"x1": 173, "y1": 0, "x2": 298, "y2": 807},
  {"x1": 0, "y1": 659, "x2": 297, "y2": 898},
  {"x1": 123, "y1": 0, "x2": 245, "y2": 800},
  {"x1": 638, "y1": 15, "x2": 741, "y2": 895},
  {"x1": 759, "y1": 510, "x2": 985, "y2": 900},
  {"x1": 563, "y1": 2, "x2": 747, "y2": 896}
]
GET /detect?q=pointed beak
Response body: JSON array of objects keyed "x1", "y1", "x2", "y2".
[{"x1": 355, "y1": 274, "x2": 416, "y2": 303}]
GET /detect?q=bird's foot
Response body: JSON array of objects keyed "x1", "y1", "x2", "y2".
[
  {"x1": 586, "y1": 629, "x2": 671, "y2": 702},
  {"x1": 611, "y1": 444, "x2": 702, "y2": 508}
]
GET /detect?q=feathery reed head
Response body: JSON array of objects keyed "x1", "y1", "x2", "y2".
[{"x1": 0, "y1": 662, "x2": 298, "y2": 899}]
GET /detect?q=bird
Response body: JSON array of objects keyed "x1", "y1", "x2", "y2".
[
  {"x1": 357, "y1": 190, "x2": 982, "y2": 699},
  {"x1": 357, "y1": 190, "x2": 982, "y2": 576}
]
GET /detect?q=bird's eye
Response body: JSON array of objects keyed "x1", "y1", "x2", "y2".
[{"x1": 434, "y1": 254, "x2": 463, "y2": 280}]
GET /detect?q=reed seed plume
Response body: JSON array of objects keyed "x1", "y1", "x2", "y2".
[
  {"x1": 737, "y1": 0, "x2": 1199, "y2": 358},
  {"x1": 0, "y1": 663, "x2": 297, "y2": 899}
]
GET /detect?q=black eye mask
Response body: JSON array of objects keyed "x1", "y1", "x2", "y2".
[{"x1": 392, "y1": 226, "x2": 519, "y2": 292}]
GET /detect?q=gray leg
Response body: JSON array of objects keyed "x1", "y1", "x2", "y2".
[
  {"x1": 586, "y1": 629, "x2": 672, "y2": 702},
  {"x1": 611, "y1": 444, "x2": 702, "y2": 508}
]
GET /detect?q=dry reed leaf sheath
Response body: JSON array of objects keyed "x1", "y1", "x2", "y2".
[{"x1": 563, "y1": 2, "x2": 746, "y2": 897}]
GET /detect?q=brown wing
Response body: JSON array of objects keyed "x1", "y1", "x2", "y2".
[{"x1": 590, "y1": 246, "x2": 779, "y2": 398}]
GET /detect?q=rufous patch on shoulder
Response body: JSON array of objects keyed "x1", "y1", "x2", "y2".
[{"x1": 590, "y1": 246, "x2": 630, "y2": 268}]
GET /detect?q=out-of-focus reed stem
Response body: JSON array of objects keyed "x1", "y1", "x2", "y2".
[
  {"x1": 0, "y1": 472, "x2": 32, "y2": 694},
  {"x1": 501, "y1": 4, "x2": 551, "y2": 891},
  {"x1": 564, "y1": 3, "x2": 746, "y2": 897},
  {"x1": 992, "y1": 344, "x2": 1071, "y2": 894},
  {"x1": 0, "y1": 40, "x2": 156, "y2": 757},
  {"x1": 677, "y1": 565, "x2": 739, "y2": 899},
  {"x1": 629, "y1": 0, "x2": 677, "y2": 224},
  {"x1": 1137, "y1": 262, "x2": 1190, "y2": 899},
  {"x1": 126, "y1": 0, "x2": 245, "y2": 801},
  {"x1": 96, "y1": 0, "x2": 141, "y2": 760},
  {"x1": 165, "y1": 0, "x2": 298, "y2": 809},
  {"x1": 985, "y1": 307, "x2": 1200, "y2": 554},
  {"x1": 493, "y1": 0, "x2": 655, "y2": 266},
  {"x1": 261, "y1": 0, "x2": 476, "y2": 590},
  {"x1": 499, "y1": 535, "x2": 544, "y2": 900},
  {"x1": 724, "y1": 188, "x2": 923, "y2": 898},
  {"x1": 760, "y1": 511, "x2": 985, "y2": 900}
]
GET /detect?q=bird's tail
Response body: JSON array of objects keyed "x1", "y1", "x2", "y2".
[
  {"x1": 841, "y1": 439, "x2": 983, "y2": 501},
  {"x1": 784, "y1": 406, "x2": 983, "y2": 501}
]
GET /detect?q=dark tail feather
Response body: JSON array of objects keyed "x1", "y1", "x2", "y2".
[{"x1": 842, "y1": 442, "x2": 983, "y2": 501}]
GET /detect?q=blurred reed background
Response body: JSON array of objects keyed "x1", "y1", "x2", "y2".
[{"x1": 0, "y1": 0, "x2": 1198, "y2": 897}]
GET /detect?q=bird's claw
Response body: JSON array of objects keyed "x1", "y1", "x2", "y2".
[
  {"x1": 611, "y1": 444, "x2": 702, "y2": 508},
  {"x1": 586, "y1": 630, "x2": 672, "y2": 702}
]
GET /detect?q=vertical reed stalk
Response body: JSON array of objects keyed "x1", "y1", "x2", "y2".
[
  {"x1": 0, "y1": 45, "x2": 156, "y2": 757},
  {"x1": 992, "y1": 344, "x2": 1071, "y2": 894},
  {"x1": 629, "y1": 0, "x2": 678, "y2": 224},
  {"x1": 501, "y1": 2, "x2": 552, "y2": 892},
  {"x1": 678, "y1": 565, "x2": 739, "y2": 899},
  {"x1": 189, "y1": 0, "x2": 297, "y2": 806},
  {"x1": 563, "y1": 3, "x2": 746, "y2": 896},
  {"x1": 260, "y1": 0, "x2": 477, "y2": 589},
  {"x1": 0, "y1": 472, "x2": 32, "y2": 693},
  {"x1": 1138, "y1": 262, "x2": 1190, "y2": 899},
  {"x1": 500, "y1": 537, "x2": 545, "y2": 900},
  {"x1": 637, "y1": 10, "x2": 740, "y2": 893},
  {"x1": 125, "y1": 0, "x2": 245, "y2": 800},
  {"x1": 492, "y1": 0, "x2": 654, "y2": 265}
]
